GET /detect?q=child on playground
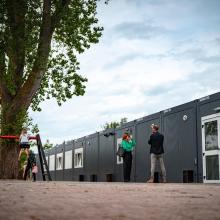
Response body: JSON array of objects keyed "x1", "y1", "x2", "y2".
[
  {"x1": 32, "y1": 162, "x2": 38, "y2": 182},
  {"x1": 18, "y1": 128, "x2": 30, "y2": 161}
]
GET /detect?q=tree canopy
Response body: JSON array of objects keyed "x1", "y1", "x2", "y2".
[
  {"x1": 0, "y1": 0, "x2": 104, "y2": 113},
  {"x1": 102, "y1": 117, "x2": 128, "y2": 130}
]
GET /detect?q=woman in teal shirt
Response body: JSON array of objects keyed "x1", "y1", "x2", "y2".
[{"x1": 121, "y1": 132, "x2": 136, "y2": 182}]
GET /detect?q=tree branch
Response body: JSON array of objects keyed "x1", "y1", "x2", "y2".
[
  {"x1": 5, "y1": 0, "x2": 26, "y2": 92},
  {"x1": 0, "y1": 41, "x2": 10, "y2": 101},
  {"x1": 9, "y1": 0, "x2": 72, "y2": 113},
  {"x1": 9, "y1": 0, "x2": 53, "y2": 112},
  {"x1": 51, "y1": 0, "x2": 71, "y2": 32}
]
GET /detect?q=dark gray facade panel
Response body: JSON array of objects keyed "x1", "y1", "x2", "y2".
[
  {"x1": 114, "y1": 123, "x2": 136, "y2": 182},
  {"x1": 63, "y1": 141, "x2": 74, "y2": 181},
  {"x1": 49, "y1": 147, "x2": 56, "y2": 181},
  {"x1": 85, "y1": 133, "x2": 99, "y2": 181},
  {"x1": 163, "y1": 102, "x2": 197, "y2": 183},
  {"x1": 135, "y1": 114, "x2": 161, "y2": 182},
  {"x1": 73, "y1": 137, "x2": 86, "y2": 181},
  {"x1": 38, "y1": 91, "x2": 220, "y2": 183},
  {"x1": 197, "y1": 93, "x2": 220, "y2": 182},
  {"x1": 98, "y1": 129, "x2": 115, "y2": 181}
]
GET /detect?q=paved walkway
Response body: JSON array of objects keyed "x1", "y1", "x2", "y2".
[{"x1": 0, "y1": 181, "x2": 220, "y2": 220}]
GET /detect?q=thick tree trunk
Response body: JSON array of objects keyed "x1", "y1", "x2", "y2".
[
  {"x1": 0, "y1": 99, "x2": 24, "y2": 179},
  {"x1": 0, "y1": 141, "x2": 20, "y2": 179}
]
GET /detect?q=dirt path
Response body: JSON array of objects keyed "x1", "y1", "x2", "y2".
[{"x1": 0, "y1": 181, "x2": 220, "y2": 220}]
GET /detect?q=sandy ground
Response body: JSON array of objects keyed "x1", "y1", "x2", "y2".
[{"x1": 0, "y1": 181, "x2": 220, "y2": 220}]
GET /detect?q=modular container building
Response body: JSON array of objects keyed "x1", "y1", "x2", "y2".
[
  {"x1": 98, "y1": 128, "x2": 115, "y2": 182},
  {"x1": 37, "y1": 92, "x2": 220, "y2": 183},
  {"x1": 85, "y1": 133, "x2": 99, "y2": 182}
]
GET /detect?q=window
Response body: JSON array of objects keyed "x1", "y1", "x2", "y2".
[
  {"x1": 65, "y1": 150, "x2": 72, "y2": 169},
  {"x1": 49, "y1": 155, "x2": 55, "y2": 171},
  {"x1": 74, "y1": 148, "x2": 83, "y2": 168},
  {"x1": 116, "y1": 138, "x2": 123, "y2": 164},
  {"x1": 205, "y1": 120, "x2": 218, "y2": 151},
  {"x1": 56, "y1": 152, "x2": 63, "y2": 170},
  {"x1": 206, "y1": 156, "x2": 219, "y2": 180}
]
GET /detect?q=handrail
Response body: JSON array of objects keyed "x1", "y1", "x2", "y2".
[{"x1": 0, "y1": 135, "x2": 37, "y2": 140}]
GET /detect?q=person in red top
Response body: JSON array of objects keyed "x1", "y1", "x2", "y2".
[{"x1": 121, "y1": 132, "x2": 136, "y2": 182}]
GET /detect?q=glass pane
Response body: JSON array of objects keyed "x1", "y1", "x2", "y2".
[
  {"x1": 65, "y1": 151, "x2": 72, "y2": 169},
  {"x1": 205, "y1": 120, "x2": 218, "y2": 151},
  {"x1": 206, "y1": 155, "x2": 219, "y2": 180}
]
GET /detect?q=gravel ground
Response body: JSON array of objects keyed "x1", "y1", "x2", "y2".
[{"x1": 0, "y1": 180, "x2": 220, "y2": 220}]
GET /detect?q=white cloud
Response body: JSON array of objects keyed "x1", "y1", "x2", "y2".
[{"x1": 30, "y1": 0, "x2": 220, "y2": 145}]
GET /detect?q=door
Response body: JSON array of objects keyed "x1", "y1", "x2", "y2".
[{"x1": 202, "y1": 113, "x2": 220, "y2": 183}]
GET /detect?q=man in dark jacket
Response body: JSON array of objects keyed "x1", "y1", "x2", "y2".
[{"x1": 147, "y1": 124, "x2": 166, "y2": 183}]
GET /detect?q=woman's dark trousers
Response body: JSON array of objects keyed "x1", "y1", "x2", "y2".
[
  {"x1": 123, "y1": 151, "x2": 132, "y2": 182},
  {"x1": 24, "y1": 159, "x2": 31, "y2": 180},
  {"x1": 32, "y1": 173, "x2": 36, "y2": 181}
]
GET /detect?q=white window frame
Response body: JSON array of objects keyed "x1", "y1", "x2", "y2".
[
  {"x1": 56, "y1": 152, "x2": 63, "y2": 170},
  {"x1": 49, "y1": 155, "x2": 55, "y2": 171},
  {"x1": 202, "y1": 113, "x2": 220, "y2": 183},
  {"x1": 74, "y1": 148, "x2": 83, "y2": 168},
  {"x1": 65, "y1": 150, "x2": 73, "y2": 169},
  {"x1": 116, "y1": 138, "x2": 123, "y2": 164}
]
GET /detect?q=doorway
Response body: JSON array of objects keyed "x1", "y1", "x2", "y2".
[{"x1": 202, "y1": 113, "x2": 220, "y2": 183}]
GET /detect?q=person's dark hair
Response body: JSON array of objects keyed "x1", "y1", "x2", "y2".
[
  {"x1": 122, "y1": 133, "x2": 130, "y2": 140},
  {"x1": 153, "y1": 125, "x2": 159, "y2": 131}
]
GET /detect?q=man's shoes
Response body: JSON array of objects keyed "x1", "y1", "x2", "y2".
[
  {"x1": 162, "y1": 178, "x2": 167, "y2": 183},
  {"x1": 146, "y1": 177, "x2": 154, "y2": 183}
]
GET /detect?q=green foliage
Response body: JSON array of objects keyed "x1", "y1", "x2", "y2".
[
  {"x1": 28, "y1": 0, "x2": 104, "y2": 111},
  {"x1": 43, "y1": 139, "x2": 53, "y2": 150},
  {"x1": 102, "y1": 117, "x2": 128, "y2": 130},
  {"x1": 0, "y1": 109, "x2": 39, "y2": 135},
  {"x1": 0, "y1": 107, "x2": 28, "y2": 134},
  {"x1": 22, "y1": 113, "x2": 39, "y2": 149},
  {"x1": 120, "y1": 117, "x2": 128, "y2": 125},
  {"x1": 0, "y1": 0, "x2": 106, "y2": 111},
  {"x1": 19, "y1": 151, "x2": 28, "y2": 172},
  {"x1": 19, "y1": 150, "x2": 35, "y2": 175},
  {"x1": 22, "y1": 113, "x2": 39, "y2": 135}
]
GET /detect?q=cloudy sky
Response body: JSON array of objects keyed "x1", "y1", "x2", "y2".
[{"x1": 31, "y1": 0, "x2": 220, "y2": 145}]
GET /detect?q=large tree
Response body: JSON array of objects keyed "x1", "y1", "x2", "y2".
[{"x1": 0, "y1": 0, "x2": 106, "y2": 178}]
